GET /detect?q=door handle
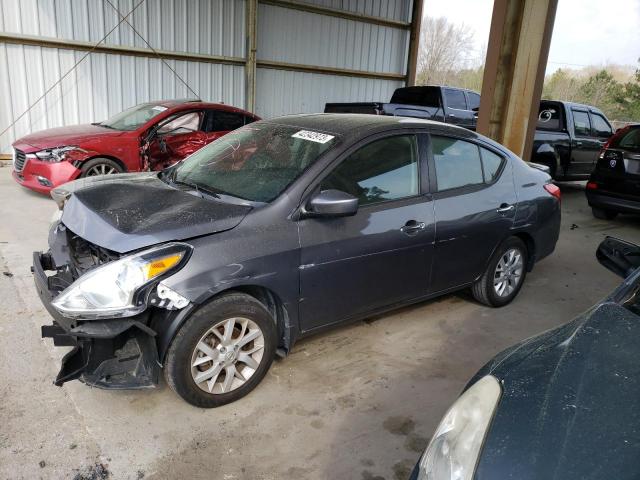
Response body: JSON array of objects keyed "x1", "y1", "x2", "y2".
[
  {"x1": 400, "y1": 221, "x2": 426, "y2": 236},
  {"x1": 497, "y1": 204, "x2": 515, "y2": 213}
]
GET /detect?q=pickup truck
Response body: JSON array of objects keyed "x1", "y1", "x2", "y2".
[
  {"x1": 532, "y1": 100, "x2": 614, "y2": 179},
  {"x1": 324, "y1": 85, "x2": 481, "y2": 130}
]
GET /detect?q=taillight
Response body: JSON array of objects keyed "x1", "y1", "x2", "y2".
[
  {"x1": 543, "y1": 183, "x2": 561, "y2": 201},
  {"x1": 586, "y1": 181, "x2": 598, "y2": 190}
]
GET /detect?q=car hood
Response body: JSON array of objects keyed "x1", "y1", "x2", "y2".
[
  {"x1": 60, "y1": 173, "x2": 251, "y2": 253},
  {"x1": 474, "y1": 300, "x2": 640, "y2": 480},
  {"x1": 14, "y1": 124, "x2": 125, "y2": 150}
]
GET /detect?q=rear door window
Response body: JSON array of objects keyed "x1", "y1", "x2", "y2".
[
  {"x1": 444, "y1": 89, "x2": 467, "y2": 110},
  {"x1": 590, "y1": 113, "x2": 612, "y2": 138},
  {"x1": 432, "y1": 136, "x2": 484, "y2": 191},
  {"x1": 480, "y1": 147, "x2": 504, "y2": 182},
  {"x1": 467, "y1": 92, "x2": 481, "y2": 111},
  {"x1": 321, "y1": 135, "x2": 419, "y2": 206},
  {"x1": 572, "y1": 110, "x2": 591, "y2": 136}
]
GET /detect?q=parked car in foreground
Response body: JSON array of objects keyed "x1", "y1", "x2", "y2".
[
  {"x1": 532, "y1": 100, "x2": 613, "y2": 180},
  {"x1": 410, "y1": 236, "x2": 640, "y2": 480},
  {"x1": 12, "y1": 99, "x2": 259, "y2": 194},
  {"x1": 34, "y1": 114, "x2": 560, "y2": 407},
  {"x1": 325, "y1": 85, "x2": 481, "y2": 130},
  {"x1": 586, "y1": 124, "x2": 640, "y2": 219}
]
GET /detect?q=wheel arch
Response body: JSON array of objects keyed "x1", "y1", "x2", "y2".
[
  {"x1": 156, "y1": 284, "x2": 293, "y2": 364},
  {"x1": 77, "y1": 155, "x2": 127, "y2": 172},
  {"x1": 512, "y1": 231, "x2": 536, "y2": 271}
]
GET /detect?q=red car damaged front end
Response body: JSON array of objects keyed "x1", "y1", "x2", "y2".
[{"x1": 11, "y1": 143, "x2": 88, "y2": 194}]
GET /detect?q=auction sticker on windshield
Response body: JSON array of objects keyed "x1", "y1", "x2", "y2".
[{"x1": 292, "y1": 130, "x2": 335, "y2": 144}]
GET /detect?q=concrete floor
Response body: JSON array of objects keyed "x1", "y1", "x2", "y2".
[{"x1": 1, "y1": 163, "x2": 639, "y2": 480}]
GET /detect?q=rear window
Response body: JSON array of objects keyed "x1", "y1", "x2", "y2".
[
  {"x1": 612, "y1": 127, "x2": 640, "y2": 153},
  {"x1": 537, "y1": 102, "x2": 563, "y2": 131},
  {"x1": 390, "y1": 87, "x2": 441, "y2": 108}
]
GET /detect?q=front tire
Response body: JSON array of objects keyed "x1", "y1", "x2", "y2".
[
  {"x1": 164, "y1": 292, "x2": 277, "y2": 408},
  {"x1": 592, "y1": 207, "x2": 618, "y2": 220},
  {"x1": 472, "y1": 237, "x2": 528, "y2": 307},
  {"x1": 80, "y1": 158, "x2": 123, "y2": 177}
]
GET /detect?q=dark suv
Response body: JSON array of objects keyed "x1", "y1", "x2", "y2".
[
  {"x1": 34, "y1": 114, "x2": 560, "y2": 407},
  {"x1": 586, "y1": 124, "x2": 640, "y2": 219}
]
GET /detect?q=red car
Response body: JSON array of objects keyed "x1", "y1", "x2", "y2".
[{"x1": 12, "y1": 99, "x2": 260, "y2": 194}]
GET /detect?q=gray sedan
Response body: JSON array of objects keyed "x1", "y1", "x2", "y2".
[{"x1": 34, "y1": 114, "x2": 561, "y2": 406}]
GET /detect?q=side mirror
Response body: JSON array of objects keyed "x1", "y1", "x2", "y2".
[
  {"x1": 596, "y1": 236, "x2": 640, "y2": 278},
  {"x1": 306, "y1": 189, "x2": 358, "y2": 217}
]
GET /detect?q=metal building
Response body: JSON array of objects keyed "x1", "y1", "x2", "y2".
[{"x1": 0, "y1": 0, "x2": 421, "y2": 155}]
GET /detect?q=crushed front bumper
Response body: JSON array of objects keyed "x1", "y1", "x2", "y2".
[{"x1": 33, "y1": 251, "x2": 161, "y2": 389}]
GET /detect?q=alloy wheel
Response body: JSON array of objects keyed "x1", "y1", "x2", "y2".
[
  {"x1": 86, "y1": 164, "x2": 117, "y2": 176},
  {"x1": 190, "y1": 317, "x2": 265, "y2": 394},
  {"x1": 493, "y1": 248, "x2": 524, "y2": 297}
]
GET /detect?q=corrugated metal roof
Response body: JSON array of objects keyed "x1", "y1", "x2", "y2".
[
  {"x1": 257, "y1": 3, "x2": 409, "y2": 74},
  {"x1": 256, "y1": 67, "x2": 402, "y2": 118},
  {"x1": 303, "y1": 0, "x2": 413, "y2": 22},
  {"x1": 0, "y1": 42, "x2": 244, "y2": 153},
  {"x1": 0, "y1": 0, "x2": 245, "y2": 57},
  {"x1": 0, "y1": 0, "x2": 412, "y2": 153}
]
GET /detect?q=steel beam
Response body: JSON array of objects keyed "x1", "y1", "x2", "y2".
[
  {"x1": 477, "y1": 0, "x2": 558, "y2": 161},
  {"x1": 0, "y1": 32, "x2": 246, "y2": 66},
  {"x1": 259, "y1": 0, "x2": 411, "y2": 29},
  {"x1": 406, "y1": 0, "x2": 424, "y2": 86},
  {"x1": 256, "y1": 60, "x2": 405, "y2": 81}
]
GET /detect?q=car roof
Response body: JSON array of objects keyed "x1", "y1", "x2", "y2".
[
  {"x1": 542, "y1": 99, "x2": 608, "y2": 116},
  {"x1": 143, "y1": 99, "x2": 257, "y2": 116},
  {"x1": 262, "y1": 113, "x2": 477, "y2": 139}
]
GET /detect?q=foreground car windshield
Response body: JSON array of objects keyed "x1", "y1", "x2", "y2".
[
  {"x1": 172, "y1": 123, "x2": 337, "y2": 202},
  {"x1": 100, "y1": 103, "x2": 168, "y2": 131}
]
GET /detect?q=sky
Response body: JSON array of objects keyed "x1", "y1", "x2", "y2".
[{"x1": 422, "y1": 0, "x2": 640, "y2": 73}]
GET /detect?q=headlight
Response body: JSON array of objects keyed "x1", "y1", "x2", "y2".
[
  {"x1": 52, "y1": 243, "x2": 192, "y2": 319},
  {"x1": 28, "y1": 146, "x2": 83, "y2": 163},
  {"x1": 416, "y1": 375, "x2": 501, "y2": 480}
]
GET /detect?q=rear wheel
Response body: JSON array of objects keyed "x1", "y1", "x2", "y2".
[
  {"x1": 592, "y1": 207, "x2": 618, "y2": 220},
  {"x1": 164, "y1": 292, "x2": 277, "y2": 407},
  {"x1": 472, "y1": 237, "x2": 528, "y2": 307},
  {"x1": 80, "y1": 158, "x2": 123, "y2": 177}
]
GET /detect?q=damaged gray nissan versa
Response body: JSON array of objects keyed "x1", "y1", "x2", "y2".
[{"x1": 33, "y1": 114, "x2": 561, "y2": 407}]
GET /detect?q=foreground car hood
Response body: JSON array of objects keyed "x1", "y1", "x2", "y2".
[
  {"x1": 61, "y1": 174, "x2": 251, "y2": 253},
  {"x1": 15, "y1": 124, "x2": 124, "y2": 150},
  {"x1": 474, "y1": 302, "x2": 640, "y2": 480}
]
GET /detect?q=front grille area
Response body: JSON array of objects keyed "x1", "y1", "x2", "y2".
[
  {"x1": 13, "y1": 149, "x2": 26, "y2": 172},
  {"x1": 68, "y1": 231, "x2": 120, "y2": 276}
]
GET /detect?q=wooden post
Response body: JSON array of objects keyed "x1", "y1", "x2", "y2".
[
  {"x1": 245, "y1": 0, "x2": 258, "y2": 113},
  {"x1": 406, "y1": 0, "x2": 424, "y2": 86},
  {"x1": 477, "y1": 0, "x2": 558, "y2": 161}
]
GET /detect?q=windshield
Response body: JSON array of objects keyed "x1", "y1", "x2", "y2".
[
  {"x1": 172, "y1": 123, "x2": 337, "y2": 202},
  {"x1": 100, "y1": 104, "x2": 168, "y2": 131}
]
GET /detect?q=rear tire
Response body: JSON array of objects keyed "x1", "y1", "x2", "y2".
[
  {"x1": 80, "y1": 158, "x2": 123, "y2": 177},
  {"x1": 164, "y1": 292, "x2": 277, "y2": 408},
  {"x1": 472, "y1": 237, "x2": 528, "y2": 307},
  {"x1": 592, "y1": 207, "x2": 618, "y2": 220}
]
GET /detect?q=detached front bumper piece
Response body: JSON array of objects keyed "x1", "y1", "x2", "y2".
[{"x1": 34, "y1": 251, "x2": 161, "y2": 389}]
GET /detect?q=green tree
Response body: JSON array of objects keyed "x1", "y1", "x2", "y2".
[{"x1": 614, "y1": 62, "x2": 640, "y2": 121}]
